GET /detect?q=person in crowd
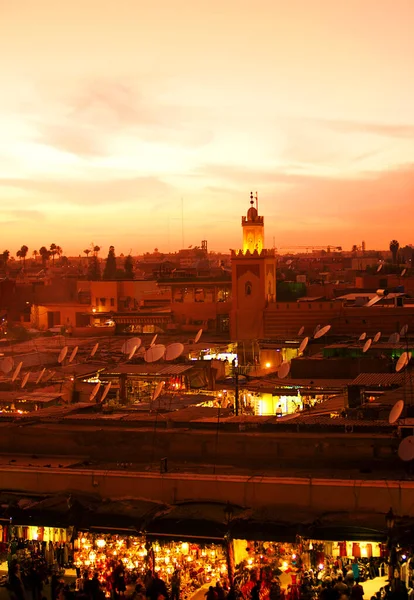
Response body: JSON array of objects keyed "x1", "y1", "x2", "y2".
[
  {"x1": 170, "y1": 570, "x2": 181, "y2": 600},
  {"x1": 334, "y1": 576, "x2": 350, "y2": 597},
  {"x1": 148, "y1": 572, "x2": 168, "y2": 600},
  {"x1": 215, "y1": 582, "x2": 225, "y2": 600},
  {"x1": 350, "y1": 579, "x2": 364, "y2": 600},
  {"x1": 205, "y1": 586, "x2": 217, "y2": 600},
  {"x1": 8, "y1": 563, "x2": 26, "y2": 600}
]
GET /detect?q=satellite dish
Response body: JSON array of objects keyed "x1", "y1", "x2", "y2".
[
  {"x1": 278, "y1": 361, "x2": 291, "y2": 379},
  {"x1": 298, "y1": 337, "x2": 309, "y2": 354},
  {"x1": 314, "y1": 324, "x2": 331, "y2": 339},
  {"x1": 194, "y1": 329, "x2": 203, "y2": 343},
  {"x1": 121, "y1": 337, "x2": 142, "y2": 355},
  {"x1": 400, "y1": 324, "x2": 409, "y2": 337},
  {"x1": 389, "y1": 332, "x2": 400, "y2": 344},
  {"x1": 0, "y1": 356, "x2": 14, "y2": 374},
  {"x1": 89, "y1": 382, "x2": 101, "y2": 402},
  {"x1": 373, "y1": 332, "x2": 381, "y2": 343},
  {"x1": 127, "y1": 345, "x2": 138, "y2": 361},
  {"x1": 362, "y1": 339, "x2": 372, "y2": 353},
  {"x1": 144, "y1": 344, "x2": 166, "y2": 363},
  {"x1": 165, "y1": 342, "x2": 185, "y2": 361},
  {"x1": 11, "y1": 361, "x2": 23, "y2": 383},
  {"x1": 396, "y1": 352, "x2": 409, "y2": 373},
  {"x1": 398, "y1": 436, "x2": 414, "y2": 462},
  {"x1": 68, "y1": 346, "x2": 78, "y2": 364},
  {"x1": 377, "y1": 263, "x2": 383, "y2": 273},
  {"x1": 36, "y1": 368, "x2": 46, "y2": 385},
  {"x1": 313, "y1": 324, "x2": 321, "y2": 337},
  {"x1": 152, "y1": 381, "x2": 164, "y2": 401},
  {"x1": 58, "y1": 346, "x2": 68, "y2": 364},
  {"x1": 298, "y1": 326, "x2": 305, "y2": 336},
  {"x1": 150, "y1": 334, "x2": 158, "y2": 347},
  {"x1": 389, "y1": 400, "x2": 404, "y2": 424},
  {"x1": 90, "y1": 343, "x2": 99, "y2": 357},
  {"x1": 21, "y1": 372, "x2": 30, "y2": 389},
  {"x1": 401, "y1": 268, "x2": 407, "y2": 277},
  {"x1": 100, "y1": 382, "x2": 112, "y2": 403},
  {"x1": 358, "y1": 332, "x2": 367, "y2": 341},
  {"x1": 366, "y1": 295, "x2": 381, "y2": 307}
]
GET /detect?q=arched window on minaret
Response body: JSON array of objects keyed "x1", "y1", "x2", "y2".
[{"x1": 245, "y1": 281, "x2": 252, "y2": 296}]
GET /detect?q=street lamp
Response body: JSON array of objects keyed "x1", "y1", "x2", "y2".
[
  {"x1": 224, "y1": 502, "x2": 235, "y2": 587},
  {"x1": 385, "y1": 507, "x2": 397, "y2": 584}
]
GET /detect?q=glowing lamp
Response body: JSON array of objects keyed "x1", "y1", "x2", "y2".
[
  {"x1": 96, "y1": 539, "x2": 106, "y2": 548},
  {"x1": 318, "y1": 564, "x2": 324, "y2": 570},
  {"x1": 265, "y1": 362, "x2": 271, "y2": 368}
]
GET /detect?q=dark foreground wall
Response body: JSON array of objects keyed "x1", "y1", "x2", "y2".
[{"x1": 0, "y1": 421, "x2": 399, "y2": 474}]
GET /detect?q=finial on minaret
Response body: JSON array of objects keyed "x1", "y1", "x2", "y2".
[
  {"x1": 255, "y1": 191, "x2": 258, "y2": 211},
  {"x1": 250, "y1": 191, "x2": 254, "y2": 206}
]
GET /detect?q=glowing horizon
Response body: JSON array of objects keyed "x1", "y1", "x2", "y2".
[{"x1": 1, "y1": 0, "x2": 414, "y2": 257}]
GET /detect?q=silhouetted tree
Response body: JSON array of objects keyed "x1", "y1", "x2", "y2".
[
  {"x1": 124, "y1": 255, "x2": 134, "y2": 279},
  {"x1": 50, "y1": 243, "x2": 57, "y2": 265},
  {"x1": 20, "y1": 245, "x2": 29, "y2": 267},
  {"x1": 32, "y1": 249, "x2": 38, "y2": 263},
  {"x1": 390, "y1": 239, "x2": 399, "y2": 264},
  {"x1": 39, "y1": 246, "x2": 50, "y2": 268},
  {"x1": 1, "y1": 250, "x2": 9, "y2": 269},
  {"x1": 93, "y1": 245, "x2": 101, "y2": 257},
  {"x1": 84, "y1": 249, "x2": 91, "y2": 259},
  {"x1": 103, "y1": 246, "x2": 117, "y2": 280},
  {"x1": 87, "y1": 255, "x2": 101, "y2": 280}
]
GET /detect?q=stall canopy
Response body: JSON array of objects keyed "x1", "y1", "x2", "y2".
[
  {"x1": 145, "y1": 501, "x2": 246, "y2": 542},
  {"x1": 0, "y1": 492, "x2": 168, "y2": 532},
  {"x1": 0, "y1": 493, "x2": 390, "y2": 543},
  {"x1": 306, "y1": 511, "x2": 387, "y2": 542}
]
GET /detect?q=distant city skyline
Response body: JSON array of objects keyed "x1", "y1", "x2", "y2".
[{"x1": 1, "y1": 0, "x2": 414, "y2": 255}]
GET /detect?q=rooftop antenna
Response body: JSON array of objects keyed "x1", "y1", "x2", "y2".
[
  {"x1": 314, "y1": 324, "x2": 331, "y2": 339},
  {"x1": 165, "y1": 342, "x2": 184, "y2": 361},
  {"x1": 100, "y1": 382, "x2": 112, "y2": 403},
  {"x1": 181, "y1": 197, "x2": 184, "y2": 249},
  {"x1": 278, "y1": 361, "x2": 291, "y2": 379},
  {"x1": 362, "y1": 338, "x2": 372, "y2": 353},
  {"x1": 389, "y1": 400, "x2": 404, "y2": 424},
  {"x1": 298, "y1": 337, "x2": 309, "y2": 355}
]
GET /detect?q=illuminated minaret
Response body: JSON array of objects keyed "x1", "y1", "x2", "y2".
[
  {"x1": 231, "y1": 192, "x2": 277, "y2": 341},
  {"x1": 242, "y1": 192, "x2": 264, "y2": 254}
]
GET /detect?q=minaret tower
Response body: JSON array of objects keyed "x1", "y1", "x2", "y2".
[
  {"x1": 242, "y1": 192, "x2": 264, "y2": 254},
  {"x1": 230, "y1": 192, "x2": 277, "y2": 341}
]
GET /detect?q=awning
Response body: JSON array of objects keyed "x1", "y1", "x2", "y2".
[{"x1": 145, "y1": 502, "x2": 245, "y2": 541}]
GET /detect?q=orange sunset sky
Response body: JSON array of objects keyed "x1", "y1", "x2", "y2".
[{"x1": 1, "y1": 0, "x2": 414, "y2": 256}]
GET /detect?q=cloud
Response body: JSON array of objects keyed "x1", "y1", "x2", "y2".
[
  {"x1": 33, "y1": 79, "x2": 215, "y2": 157},
  {"x1": 0, "y1": 176, "x2": 173, "y2": 206},
  {"x1": 318, "y1": 119, "x2": 414, "y2": 139}
]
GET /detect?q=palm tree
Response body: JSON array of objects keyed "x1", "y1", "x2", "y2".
[
  {"x1": 390, "y1": 240, "x2": 400, "y2": 264},
  {"x1": 1, "y1": 249, "x2": 10, "y2": 270},
  {"x1": 19, "y1": 245, "x2": 29, "y2": 268},
  {"x1": 84, "y1": 249, "x2": 91, "y2": 260},
  {"x1": 32, "y1": 249, "x2": 38, "y2": 263},
  {"x1": 39, "y1": 246, "x2": 50, "y2": 268},
  {"x1": 56, "y1": 245, "x2": 63, "y2": 263},
  {"x1": 50, "y1": 243, "x2": 57, "y2": 265},
  {"x1": 93, "y1": 245, "x2": 101, "y2": 257}
]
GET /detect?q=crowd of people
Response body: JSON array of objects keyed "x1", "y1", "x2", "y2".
[{"x1": 2, "y1": 551, "x2": 412, "y2": 600}]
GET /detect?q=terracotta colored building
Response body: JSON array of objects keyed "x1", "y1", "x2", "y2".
[{"x1": 230, "y1": 194, "x2": 277, "y2": 341}]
